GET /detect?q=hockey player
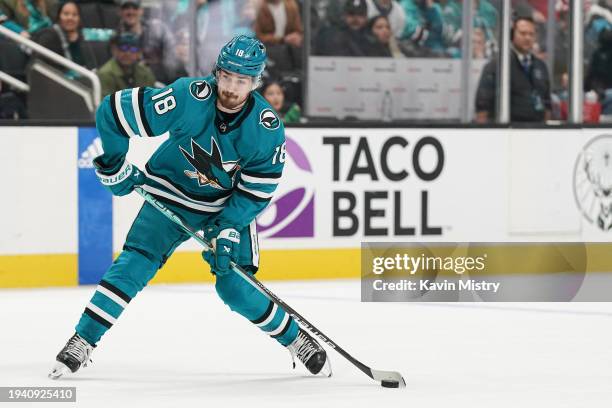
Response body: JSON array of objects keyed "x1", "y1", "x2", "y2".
[{"x1": 49, "y1": 35, "x2": 331, "y2": 379}]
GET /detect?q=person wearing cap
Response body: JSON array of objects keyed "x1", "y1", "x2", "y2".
[
  {"x1": 117, "y1": 0, "x2": 182, "y2": 84},
  {"x1": 97, "y1": 32, "x2": 155, "y2": 97},
  {"x1": 314, "y1": 0, "x2": 382, "y2": 56},
  {"x1": 50, "y1": 35, "x2": 332, "y2": 381}
]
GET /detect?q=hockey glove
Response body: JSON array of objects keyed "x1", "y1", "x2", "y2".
[
  {"x1": 95, "y1": 159, "x2": 145, "y2": 197},
  {"x1": 201, "y1": 225, "x2": 240, "y2": 276}
]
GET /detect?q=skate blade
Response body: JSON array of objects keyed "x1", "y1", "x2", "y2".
[
  {"x1": 318, "y1": 356, "x2": 333, "y2": 378},
  {"x1": 48, "y1": 362, "x2": 71, "y2": 380}
]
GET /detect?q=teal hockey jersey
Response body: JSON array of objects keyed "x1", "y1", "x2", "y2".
[{"x1": 94, "y1": 75, "x2": 286, "y2": 231}]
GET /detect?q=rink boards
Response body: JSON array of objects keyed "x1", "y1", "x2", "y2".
[{"x1": 0, "y1": 126, "x2": 611, "y2": 287}]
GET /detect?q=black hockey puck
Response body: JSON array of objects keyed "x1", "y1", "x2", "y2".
[{"x1": 381, "y1": 380, "x2": 400, "y2": 388}]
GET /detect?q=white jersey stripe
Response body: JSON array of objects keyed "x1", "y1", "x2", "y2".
[
  {"x1": 249, "y1": 220, "x2": 259, "y2": 267},
  {"x1": 142, "y1": 168, "x2": 230, "y2": 206},
  {"x1": 240, "y1": 174, "x2": 280, "y2": 184},
  {"x1": 237, "y1": 183, "x2": 273, "y2": 199},
  {"x1": 255, "y1": 303, "x2": 278, "y2": 328},
  {"x1": 141, "y1": 185, "x2": 224, "y2": 213},
  {"x1": 131, "y1": 87, "x2": 149, "y2": 137},
  {"x1": 114, "y1": 91, "x2": 136, "y2": 138},
  {"x1": 267, "y1": 312, "x2": 289, "y2": 336},
  {"x1": 96, "y1": 285, "x2": 128, "y2": 309},
  {"x1": 87, "y1": 302, "x2": 117, "y2": 325}
]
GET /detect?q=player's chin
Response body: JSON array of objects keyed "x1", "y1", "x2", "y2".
[{"x1": 220, "y1": 98, "x2": 243, "y2": 110}]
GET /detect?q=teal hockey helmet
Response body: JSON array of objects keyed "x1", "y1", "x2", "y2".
[{"x1": 215, "y1": 35, "x2": 267, "y2": 78}]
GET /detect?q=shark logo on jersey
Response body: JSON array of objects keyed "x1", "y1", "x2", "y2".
[
  {"x1": 179, "y1": 138, "x2": 239, "y2": 190},
  {"x1": 259, "y1": 109, "x2": 280, "y2": 130},
  {"x1": 189, "y1": 80, "x2": 212, "y2": 101}
]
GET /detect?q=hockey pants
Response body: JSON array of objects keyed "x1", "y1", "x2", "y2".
[{"x1": 75, "y1": 202, "x2": 298, "y2": 347}]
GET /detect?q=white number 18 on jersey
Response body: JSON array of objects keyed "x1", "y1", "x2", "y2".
[{"x1": 272, "y1": 143, "x2": 287, "y2": 164}]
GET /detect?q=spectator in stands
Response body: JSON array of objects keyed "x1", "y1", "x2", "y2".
[
  {"x1": 175, "y1": 28, "x2": 190, "y2": 68},
  {"x1": 585, "y1": 28, "x2": 612, "y2": 114},
  {"x1": 261, "y1": 79, "x2": 301, "y2": 123},
  {"x1": 254, "y1": 0, "x2": 303, "y2": 47},
  {"x1": 1, "y1": 8, "x2": 23, "y2": 33},
  {"x1": 193, "y1": 0, "x2": 257, "y2": 76},
  {"x1": 440, "y1": 0, "x2": 498, "y2": 58},
  {"x1": 475, "y1": 16, "x2": 551, "y2": 122},
  {"x1": 513, "y1": 0, "x2": 549, "y2": 59},
  {"x1": 242, "y1": 0, "x2": 262, "y2": 32},
  {"x1": 472, "y1": 26, "x2": 487, "y2": 59},
  {"x1": 585, "y1": 0, "x2": 612, "y2": 55},
  {"x1": 0, "y1": 0, "x2": 57, "y2": 38},
  {"x1": 551, "y1": 0, "x2": 570, "y2": 86},
  {"x1": 365, "y1": 0, "x2": 406, "y2": 38},
  {"x1": 160, "y1": 0, "x2": 190, "y2": 32},
  {"x1": 117, "y1": 0, "x2": 181, "y2": 84},
  {"x1": 513, "y1": 0, "x2": 547, "y2": 25},
  {"x1": 314, "y1": 0, "x2": 381, "y2": 56},
  {"x1": 35, "y1": 1, "x2": 97, "y2": 71},
  {"x1": 0, "y1": 80, "x2": 27, "y2": 119},
  {"x1": 97, "y1": 32, "x2": 155, "y2": 97},
  {"x1": 368, "y1": 15, "x2": 399, "y2": 57},
  {"x1": 324, "y1": 0, "x2": 348, "y2": 27},
  {"x1": 398, "y1": 0, "x2": 446, "y2": 55},
  {"x1": 171, "y1": 28, "x2": 189, "y2": 78},
  {"x1": 254, "y1": 0, "x2": 303, "y2": 74}
]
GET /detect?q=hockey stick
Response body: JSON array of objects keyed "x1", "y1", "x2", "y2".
[{"x1": 134, "y1": 187, "x2": 406, "y2": 388}]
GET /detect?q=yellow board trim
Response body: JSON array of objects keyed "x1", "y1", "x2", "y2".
[
  {"x1": 1, "y1": 244, "x2": 611, "y2": 288},
  {"x1": 151, "y1": 248, "x2": 361, "y2": 284},
  {"x1": 0, "y1": 254, "x2": 77, "y2": 288}
]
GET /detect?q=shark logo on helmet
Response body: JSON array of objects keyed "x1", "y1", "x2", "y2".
[{"x1": 259, "y1": 108, "x2": 280, "y2": 130}]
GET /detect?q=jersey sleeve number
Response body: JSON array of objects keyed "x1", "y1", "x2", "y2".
[
  {"x1": 152, "y1": 88, "x2": 176, "y2": 115},
  {"x1": 272, "y1": 143, "x2": 287, "y2": 164}
]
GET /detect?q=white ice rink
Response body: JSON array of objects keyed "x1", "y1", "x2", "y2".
[{"x1": 1, "y1": 279, "x2": 611, "y2": 408}]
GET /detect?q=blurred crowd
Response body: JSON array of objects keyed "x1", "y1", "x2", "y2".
[
  {"x1": 0, "y1": 0, "x2": 305, "y2": 122},
  {"x1": 1, "y1": 0, "x2": 612, "y2": 123}
]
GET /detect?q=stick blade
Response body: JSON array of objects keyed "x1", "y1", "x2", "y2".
[{"x1": 371, "y1": 369, "x2": 406, "y2": 388}]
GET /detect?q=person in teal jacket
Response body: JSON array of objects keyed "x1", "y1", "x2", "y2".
[
  {"x1": 399, "y1": 0, "x2": 446, "y2": 54},
  {"x1": 0, "y1": 0, "x2": 56, "y2": 37},
  {"x1": 440, "y1": 0, "x2": 499, "y2": 57},
  {"x1": 49, "y1": 35, "x2": 331, "y2": 380}
]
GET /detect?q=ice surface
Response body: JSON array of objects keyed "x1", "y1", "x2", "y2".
[{"x1": 0, "y1": 280, "x2": 611, "y2": 408}]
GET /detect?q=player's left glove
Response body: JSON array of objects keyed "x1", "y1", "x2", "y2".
[
  {"x1": 94, "y1": 159, "x2": 145, "y2": 196},
  {"x1": 201, "y1": 225, "x2": 240, "y2": 276}
]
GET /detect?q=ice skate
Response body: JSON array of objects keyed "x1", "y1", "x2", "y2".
[
  {"x1": 286, "y1": 328, "x2": 332, "y2": 377},
  {"x1": 49, "y1": 333, "x2": 94, "y2": 379}
]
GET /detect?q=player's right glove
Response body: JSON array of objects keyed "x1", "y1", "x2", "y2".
[
  {"x1": 94, "y1": 158, "x2": 146, "y2": 196},
  {"x1": 201, "y1": 224, "x2": 240, "y2": 276}
]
